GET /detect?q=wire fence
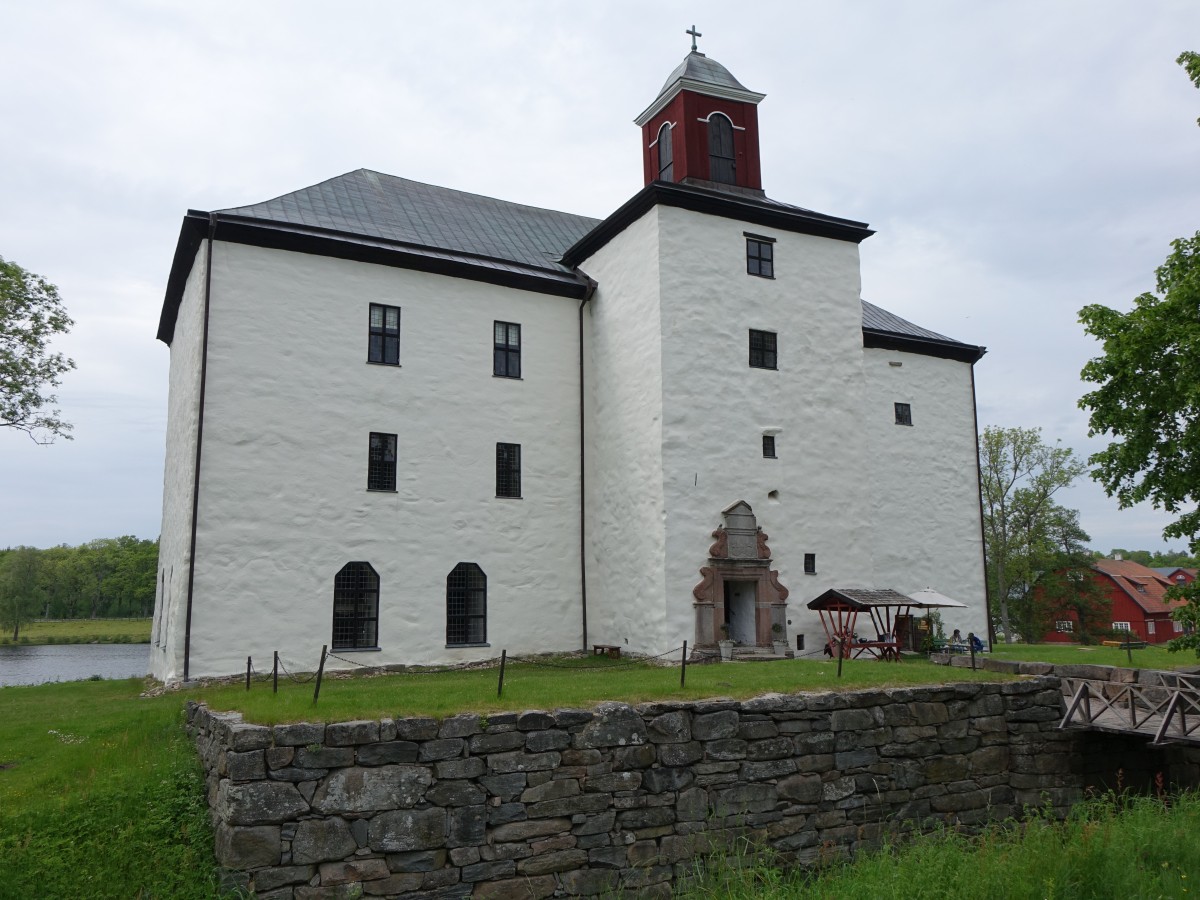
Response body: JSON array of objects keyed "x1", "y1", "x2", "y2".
[{"x1": 227, "y1": 638, "x2": 886, "y2": 706}]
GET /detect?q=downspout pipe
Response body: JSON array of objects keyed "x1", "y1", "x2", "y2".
[
  {"x1": 183, "y1": 213, "x2": 217, "y2": 681},
  {"x1": 578, "y1": 275, "x2": 597, "y2": 651}
]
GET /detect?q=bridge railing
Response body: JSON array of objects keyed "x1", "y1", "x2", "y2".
[{"x1": 1059, "y1": 671, "x2": 1200, "y2": 745}]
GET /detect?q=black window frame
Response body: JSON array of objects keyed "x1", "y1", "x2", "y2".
[
  {"x1": 894, "y1": 402, "x2": 913, "y2": 427},
  {"x1": 749, "y1": 329, "x2": 777, "y2": 370},
  {"x1": 493, "y1": 321, "x2": 522, "y2": 379},
  {"x1": 746, "y1": 237, "x2": 775, "y2": 278},
  {"x1": 447, "y1": 562, "x2": 487, "y2": 646},
  {"x1": 368, "y1": 303, "x2": 401, "y2": 366},
  {"x1": 332, "y1": 561, "x2": 379, "y2": 650},
  {"x1": 762, "y1": 435, "x2": 776, "y2": 459},
  {"x1": 656, "y1": 122, "x2": 674, "y2": 182},
  {"x1": 708, "y1": 113, "x2": 736, "y2": 185},
  {"x1": 496, "y1": 442, "x2": 522, "y2": 498},
  {"x1": 367, "y1": 432, "x2": 397, "y2": 491},
  {"x1": 804, "y1": 553, "x2": 816, "y2": 575}
]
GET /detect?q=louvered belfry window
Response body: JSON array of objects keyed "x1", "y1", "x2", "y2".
[
  {"x1": 657, "y1": 122, "x2": 674, "y2": 182},
  {"x1": 447, "y1": 562, "x2": 486, "y2": 645},
  {"x1": 708, "y1": 114, "x2": 736, "y2": 184},
  {"x1": 333, "y1": 562, "x2": 379, "y2": 649},
  {"x1": 493, "y1": 321, "x2": 521, "y2": 378},
  {"x1": 368, "y1": 304, "x2": 400, "y2": 365}
]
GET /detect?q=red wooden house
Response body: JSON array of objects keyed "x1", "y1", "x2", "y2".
[{"x1": 1043, "y1": 558, "x2": 1185, "y2": 644}]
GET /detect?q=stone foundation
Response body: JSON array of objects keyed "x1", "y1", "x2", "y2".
[{"x1": 188, "y1": 676, "x2": 1092, "y2": 897}]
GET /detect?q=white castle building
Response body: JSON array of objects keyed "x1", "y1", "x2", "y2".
[{"x1": 150, "y1": 47, "x2": 987, "y2": 682}]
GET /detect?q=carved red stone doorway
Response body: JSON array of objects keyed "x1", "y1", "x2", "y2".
[{"x1": 692, "y1": 501, "x2": 789, "y2": 648}]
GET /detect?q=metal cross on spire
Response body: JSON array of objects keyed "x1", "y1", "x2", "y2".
[{"x1": 686, "y1": 25, "x2": 702, "y2": 53}]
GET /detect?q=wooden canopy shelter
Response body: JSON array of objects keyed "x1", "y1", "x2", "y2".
[{"x1": 807, "y1": 587, "x2": 967, "y2": 661}]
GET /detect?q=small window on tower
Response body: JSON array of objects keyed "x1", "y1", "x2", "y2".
[
  {"x1": 894, "y1": 403, "x2": 913, "y2": 426},
  {"x1": 746, "y1": 236, "x2": 774, "y2": 278},
  {"x1": 804, "y1": 553, "x2": 816, "y2": 575},
  {"x1": 762, "y1": 435, "x2": 776, "y2": 458},
  {"x1": 656, "y1": 122, "x2": 674, "y2": 182},
  {"x1": 749, "y1": 330, "x2": 777, "y2": 370},
  {"x1": 368, "y1": 304, "x2": 400, "y2": 365},
  {"x1": 493, "y1": 322, "x2": 521, "y2": 378}
]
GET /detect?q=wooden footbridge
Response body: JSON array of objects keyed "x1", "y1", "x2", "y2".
[{"x1": 1060, "y1": 670, "x2": 1200, "y2": 745}]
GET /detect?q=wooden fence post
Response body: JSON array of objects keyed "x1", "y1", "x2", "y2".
[
  {"x1": 273, "y1": 651, "x2": 278, "y2": 694},
  {"x1": 313, "y1": 645, "x2": 327, "y2": 705},
  {"x1": 497, "y1": 650, "x2": 507, "y2": 698},
  {"x1": 680, "y1": 641, "x2": 688, "y2": 688},
  {"x1": 245, "y1": 656, "x2": 252, "y2": 691}
]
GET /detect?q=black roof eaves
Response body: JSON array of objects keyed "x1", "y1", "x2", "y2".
[
  {"x1": 157, "y1": 212, "x2": 589, "y2": 345},
  {"x1": 862, "y1": 328, "x2": 987, "y2": 364},
  {"x1": 562, "y1": 181, "x2": 874, "y2": 267}
]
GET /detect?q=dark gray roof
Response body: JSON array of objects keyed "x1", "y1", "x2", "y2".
[
  {"x1": 861, "y1": 299, "x2": 958, "y2": 343},
  {"x1": 657, "y1": 51, "x2": 752, "y2": 97},
  {"x1": 808, "y1": 588, "x2": 918, "y2": 610},
  {"x1": 218, "y1": 169, "x2": 600, "y2": 278}
]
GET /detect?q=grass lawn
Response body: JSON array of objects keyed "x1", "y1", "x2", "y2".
[
  {"x1": 0, "y1": 617, "x2": 152, "y2": 645},
  {"x1": 0, "y1": 678, "x2": 219, "y2": 899},
  {"x1": 989, "y1": 641, "x2": 1200, "y2": 671},
  {"x1": 191, "y1": 654, "x2": 1014, "y2": 724},
  {"x1": 683, "y1": 792, "x2": 1200, "y2": 899}
]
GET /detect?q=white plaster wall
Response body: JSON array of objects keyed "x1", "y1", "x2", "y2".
[
  {"x1": 861, "y1": 348, "x2": 988, "y2": 638},
  {"x1": 578, "y1": 210, "x2": 669, "y2": 653},
  {"x1": 177, "y1": 242, "x2": 583, "y2": 679},
  {"x1": 656, "y1": 206, "x2": 874, "y2": 654},
  {"x1": 151, "y1": 246, "x2": 208, "y2": 682}
]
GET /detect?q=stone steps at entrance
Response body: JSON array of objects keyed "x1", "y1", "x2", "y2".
[{"x1": 730, "y1": 645, "x2": 794, "y2": 662}]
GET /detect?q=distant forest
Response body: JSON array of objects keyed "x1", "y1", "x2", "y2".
[{"x1": 0, "y1": 537, "x2": 158, "y2": 619}]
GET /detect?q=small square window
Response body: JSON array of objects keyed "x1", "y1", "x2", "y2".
[
  {"x1": 496, "y1": 442, "x2": 521, "y2": 498},
  {"x1": 749, "y1": 330, "x2": 777, "y2": 370},
  {"x1": 1112, "y1": 621, "x2": 1131, "y2": 632},
  {"x1": 804, "y1": 553, "x2": 816, "y2": 575},
  {"x1": 368, "y1": 304, "x2": 400, "y2": 365},
  {"x1": 1054, "y1": 620, "x2": 1074, "y2": 633},
  {"x1": 367, "y1": 432, "x2": 397, "y2": 491},
  {"x1": 894, "y1": 402, "x2": 913, "y2": 426},
  {"x1": 746, "y1": 238, "x2": 774, "y2": 278},
  {"x1": 762, "y1": 435, "x2": 776, "y2": 458},
  {"x1": 494, "y1": 321, "x2": 521, "y2": 378}
]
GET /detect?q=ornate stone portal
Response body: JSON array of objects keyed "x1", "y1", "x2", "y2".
[{"x1": 692, "y1": 501, "x2": 789, "y2": 647}]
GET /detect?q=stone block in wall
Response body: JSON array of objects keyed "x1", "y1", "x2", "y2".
[
  {"x1": 611, "y1": 744, "x2": 657, "y2": 769},
  {"x1": 527, "y1": 792, "x2": 611, "y2": 818},
  {"x1": 778, "y1": 773, "x2": 822, "y2": 803},
  {"x1": 325, "y1": 720, "x2": 380, "y2": 746},
  {"x1": 658, "y1": 741, "x2": 702, "y2": 767},
  {"x1": 273, "y1": 722, "x2": 325, "y2": 747},
  {"x1": 311, "y1": 765, "x2": 432, "y2": 814},
  {"x1": 356, "y1": 741, "x2": 418, "y2": 765},
  {"x1": 487, "y1": 750, "x2": 561, "y2": 774},
  {"x1": 268, "y1": 766, "x2": 329, "y2": 783},
  {"x1": 368, "y1": 807, "x2": 448, "y2": 852},
  {"x1": 640, "y1": 767, "x2": 690, "y2": 793},
  {"x1": 296, "y1": 747, "x2": 353, "y2": 769},
  {"x1": 426, "y1": 780, "x2": 487, "y2": 806},
  {"x1": 439, "y1": 714, "x2": 482, "y2": 738},
  {"x1": 362, "y1": 873, "x2": 424, "y2": 896},
  {"x1": 573, "y1": 809, "x2": 616, "y2": 835},
  {"x1": 393, "y1": 717, "x2": 440, "y2": 740},
  {"x1": 436, "y1": 756, "x2": 486, "y2": 779},
  {"x1": 214, "y1": 823, "x2": 281, "y2": 868},
  {"x1": 647, "y1": 711, "x2": 691, "y2": 744},
  {"x1": 253, "y1": 864, "x2": 315, "y2": 892},
  {"x1": 712, "y1": 783, "x2": 777, "y2": 817},
  {"x1": 517, "y1": 848, "x2": 588, "y2": 876},
  {"x1": 524, "y1": 730, "x2": 571, "y2": 752},
  {"x1": 692, "y1": 710, "x2": 739, "y2": 740},
  {"x1": 461, "y1": 860, "x2": 517, "y2": 882},
  {"x1": 386, "y1": 849, "x2": 448, "y2": 873},
  {"x1": 291, "y1": 817, "x2": 358, "y2": 864},
  {"x1": 226, "y1": 749, "x2": 266, "y2": 782},
  {"x1": 517, "y1": 710, "x2": 556, "y2": 730},
  {"x1": 266, "y1": 747, "x2": 295, "y2": 769},
  {"x1": 487, "y1": 803, "x2": 527, "y2": 826},
  {"x1": 741, "y1": 759, "x2": 797, "y2": 781},
  {"x1": 449, "y1": 805, "x2": 487, "y2": 846},
  {"x1": 418, "y1": 738, "x2": 466, "y2": 762},
  {"x1": 559, "y1": 868, "x2": 620, "y2": 896},
  {"x1": 318, "y1": 857, "x2": 390, "y2": 885},
  {"x1": 471, "y1": 874, "x2": 556, "y2": 899},
  {"x1": 574, "y1": 704, "x2": 647, "y2": 749},
  {"x1": 218, "y1": 780, "x2": 309, "y2": 825}
]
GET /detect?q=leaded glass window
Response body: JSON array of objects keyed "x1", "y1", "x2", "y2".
[
  {"x1": 496, "y1": 442, "x2": 521, "y2": 498},
  {"x1": 494, "y1": 321, "x2": 521, "y2": 378},
  {"x1": 368, "y1": 432, "x2": 397, "y2": 491},
  {"x1": 749, "y1": 330, "x2": 777, "y2": 370},
  {"x1": 447, "y1": 562, "x2": 486, "y2": 645},
  {"x1": 333, "y1": 562, "x2": 379, "y2": 649},
  {"x1": 368, "y1": 303, "x2": 400, "y2": 365}
]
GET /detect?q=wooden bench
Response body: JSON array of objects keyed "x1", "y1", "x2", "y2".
[
  {"x1": 1102, "y1": 639, "x2": 1149, "y2": 650},
  {"x1": 592, "y1": 643, "x2": 621, "y2": 659}
]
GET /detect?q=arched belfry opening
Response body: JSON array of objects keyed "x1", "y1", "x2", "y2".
[{"x1": 692, "y1": 501, "x2": 789, "y2": 649}]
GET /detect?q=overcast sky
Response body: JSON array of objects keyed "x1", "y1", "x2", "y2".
[{"x1": 2, "y1": 1, "x2": 1198, "y2": 555}]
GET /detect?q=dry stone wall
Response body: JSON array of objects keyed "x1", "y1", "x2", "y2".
[{"x1": 189, "y1": 677, "x2": 1078, "y2": 899}]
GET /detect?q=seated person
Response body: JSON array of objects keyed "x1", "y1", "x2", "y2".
[{"x1": 970, "y1": 634, "x2": 984, "y2": 652}]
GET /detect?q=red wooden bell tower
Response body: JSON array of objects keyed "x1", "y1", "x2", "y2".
[{"x1": 634, "y1": 44, "x2": 766, "y2": 193}]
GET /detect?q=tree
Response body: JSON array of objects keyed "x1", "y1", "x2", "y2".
[
  {"x1": 1079, "y1": 51, "x2": 1200, "y2": 653},
  {"x1": 979, "y1": 426, "x2": 1087, "y2": 642},
  {"x1": 0, "y1": 256, "x2": 75, "y2": 442},
  {"x1": 0, "y1": 547, "x2": 43, "y2": 640},
  {"x1": 1034, "y1": 508, "x2": 1111, "y2": 644}
]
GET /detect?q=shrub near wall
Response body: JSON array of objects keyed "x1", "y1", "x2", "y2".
[{"x1": 188, "y1": 677, "x2": 1076, "y2": 899}]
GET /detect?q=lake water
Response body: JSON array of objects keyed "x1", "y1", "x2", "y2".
[{"x1": 0, "y1": 643, "x2": 150, "y2": 687}]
